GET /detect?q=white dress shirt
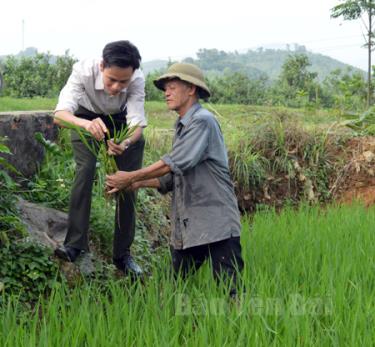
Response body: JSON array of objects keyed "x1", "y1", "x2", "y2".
[{"x1": 55, "y1": 59, "x2": 147, "y2": 127}]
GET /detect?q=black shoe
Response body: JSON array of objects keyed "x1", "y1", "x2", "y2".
[
  {"x1": 54, "y1": 245, "x2": 81, "y2": 262},
  {"x1": 116, "y1": 255, "x2": 143, "y2": 277}
]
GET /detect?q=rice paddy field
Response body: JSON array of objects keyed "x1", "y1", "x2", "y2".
[
  {"x1": 1, "y1": 98, "x2": 374, "y2": 345},
  {"x1": 1, "y1": 204, "x2": 374, "y2": 346}
]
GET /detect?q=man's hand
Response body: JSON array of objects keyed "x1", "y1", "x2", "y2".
[
  {"x1": 84, "y1": 117, "x2": 108, "y2": 140},
  {"x1": 105, "y1": 171, "x2": 134, "y2": 194},
  {"x1": 107, "y1": 139, "x2": 131, "y2": 156}
]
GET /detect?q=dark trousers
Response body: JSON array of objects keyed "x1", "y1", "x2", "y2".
[
  {"x1": 171, "y1": 237, "x2": 244, "y2": 295},
  {"x1": 64, "y1": 126, "x2": 144, "y2": 263}
]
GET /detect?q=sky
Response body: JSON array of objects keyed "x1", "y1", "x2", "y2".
[{"x1": 0, "y1": 0, "x2": 370, "y2": 70}]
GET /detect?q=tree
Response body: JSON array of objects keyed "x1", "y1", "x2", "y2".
[
  {"x1": 322, "y1": 68, "x2": 367, "y2": 110},
  {"x1": 145, "y1": 70, "x2": 165, "y2": 101},
  {"x1": 207, "y1": 72, "x2": 268, "y2": 105},
  {"x1": 274, "y1": 54, "x2": 318, "y2": 107},
  {"x1": 331, "y1": 0, "x2": 375, "y2": 107},
  {"x1": 2, "y1": 52, "x2": 76, "y2": 98}
]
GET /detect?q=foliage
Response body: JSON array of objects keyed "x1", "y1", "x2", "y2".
[
  {"x1": 181, "y1": 45, "x2": 358, "y2": 82},
  {"x1": 207, "y1": 71, "x2": 269, "y2": 105},
  {"x1": 0, "y1": 138, "x2": 59, "y2": 304},
  {"x1": 144, "y1": 51, "x2": 366, "y2": 110},
  {"x1": 0, "y1": 137, "x2": 24, "y2": 245},
  {"x1": 0, "y1": 241, "x2": 59, "y2": 304},
  {"x1": 331, "y1": 0, "x2": 375, "y2": 106},
  {"x1": 1, "y1": 51, "x2": 76, "y2": 98},
  {"x1": 226, "y1": 111, "x2": 340, "y2": 210},
  {"x1": 322, "y1": 67, "x2": 367, "y2": 111},
  {"x1": 0, "y1": 45, "x2": 368, "y2": 111},
  {"x1": 272, "y1": 54, "x2": 319, "y2": 107},
  {"x1": 145, "y1": 70, "x2": 165, "y2": 101},
  {"x1": 341, "y1": 105, "x2": 375, "y2": 135},
  {"x1": 23, "y1": 129, "x2": 73, "y2": 209},
  {"x1": 331, "y1": 0, "x2": 375, "y2": 20}
]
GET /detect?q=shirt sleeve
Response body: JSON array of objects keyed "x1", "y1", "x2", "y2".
[
  {"x1": 157, "y1": 173, "x2": 174, "y2": 194},
  {"x1": 54, "y1": 62, "x2": 84, "y2": 114},
  {"x1": 161, "y1": 119, "x2": 209, "y2": 175},
  {"x1": 126, "y1": 71, "x2": 147, "y2": 127}
]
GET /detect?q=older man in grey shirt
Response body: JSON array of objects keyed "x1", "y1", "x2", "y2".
[{"x1": 106, "y1": 63, "x2": 243, "y2": 296}]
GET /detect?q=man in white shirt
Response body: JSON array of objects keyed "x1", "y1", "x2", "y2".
[{"x1": 54, "y1": 40, "x2": 147, "y2": 276}]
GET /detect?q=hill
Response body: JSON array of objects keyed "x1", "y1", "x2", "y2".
[
  {"x1": 1, "y1": 45, "x2": 366, "y2": 82},
  {"x1": 143, "y1": 44, "x2": 365, "y2": 81}
]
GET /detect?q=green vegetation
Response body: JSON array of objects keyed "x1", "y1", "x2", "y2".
[
  {"x1": 0, "y1": 48, "x2": 369, "y2": 110},
  {"x1": 0, "y1": 52, "x2": 75, "y2": 98},
  {"x1": 0, "y1": 138, "x2": 60, "y2": 304},
  {"x1": 1, "y1": 96, "x2": 374, "y2": 344},
  {"x1": 331, "y1": 0, "x2": 375, "y2": 107},
  {"x1": 146, "y1": 53, "x2": 368, "y2": 110},
  {"x1": 1, "y1": 205, "x2": 374, "y2": 345},
  {"x1": 0, "y1": 97, "x2": 57, "y2": 112},
  {"x1": 144, "y1": 45, "x2": 362, "y2": 81}
]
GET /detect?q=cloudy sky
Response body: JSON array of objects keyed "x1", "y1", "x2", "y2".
[{"x1": 1, "y1": 0, "x2": 369, "y2": 69}]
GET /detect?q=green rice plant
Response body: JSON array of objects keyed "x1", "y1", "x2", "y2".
[
  {"x1": 55, "y1": 116, "x2": 137, "y2": 175},
  {"x1": 2, "y1": 205, "x2": 375, "y2": 345}
]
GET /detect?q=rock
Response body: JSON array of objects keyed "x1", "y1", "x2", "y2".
[
  {"x1": 17, "y1": 198, "x2": 97, "y2": 277},
  {"x1": 17, "y1": 198, "x2": 67, "y2": 249},
  {"x1": 0, "y1": 111, "x2": 58, "y2": 179}
]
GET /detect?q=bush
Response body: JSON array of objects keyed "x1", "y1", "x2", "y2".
[
  {"x1": 227, "y1": 111, "x2": 341, "y2": 211},
  {"x1": 2, "y1": 51, "x2": 76, "y2": 98},
  {"x1": 0, "y1": 137, "x2": 59, "y2": 304},
  {"x1": 0, "y1": 241, "x2": 59, "y2": 304}
]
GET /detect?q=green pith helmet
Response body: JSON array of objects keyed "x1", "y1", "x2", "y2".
[{"x1": 153, "y1": 62, "x2": 211, "y2": 99}]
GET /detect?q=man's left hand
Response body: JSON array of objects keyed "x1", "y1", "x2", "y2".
[
  {"x1": 106, "y1": 171, "x2": 133, "y2": 194},
  {"x1": 107, "y1": 139, "x2": 131, "y2": 156}
]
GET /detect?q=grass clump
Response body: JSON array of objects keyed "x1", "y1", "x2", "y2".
[{"x1": 226, "y1": 111, "x2": 344, "y2": 211}]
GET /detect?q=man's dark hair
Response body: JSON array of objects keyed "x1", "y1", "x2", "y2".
[{"x1": 102, "y1": 40, "x2": 141, "y2": 70}]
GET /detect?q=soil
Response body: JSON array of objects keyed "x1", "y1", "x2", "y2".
[
  {"x1": 332, "y1": 136, "x2": 375, "y2": 207},
  {"x1": 234, "y1": 136, "x2": 375, "y2": 211}
]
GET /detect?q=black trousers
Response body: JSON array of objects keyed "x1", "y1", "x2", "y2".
[
  {"x1": 171, "y1": 237, "x2": 244, "y2": 294},
  {"x1": 64, "y1": 107, "x2": 144, "y2": 263}
]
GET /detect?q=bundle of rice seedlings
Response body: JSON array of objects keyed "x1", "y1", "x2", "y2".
[{"x1": 55, "y1": 116, "x2": 137, "y2": 199}]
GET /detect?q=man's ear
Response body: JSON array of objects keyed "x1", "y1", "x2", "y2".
[
  {"x1": 99, "y1": 60, "x2": 104, "y2": 72},
  {"x1": 188, "y1": 84, "x2": 197, "y2": 96}
]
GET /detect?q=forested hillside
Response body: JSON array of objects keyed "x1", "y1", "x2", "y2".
[{"x1": 142, "y1": 44, "x2": 364, "y2": 81}]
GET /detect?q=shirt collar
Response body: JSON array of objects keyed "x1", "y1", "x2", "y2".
[
  {"x1": 95, "y1": 69, "x2": 105, "y2": 90},
  {"x1": 177, "y1": 102, "x2": 201, "y2": 128}
]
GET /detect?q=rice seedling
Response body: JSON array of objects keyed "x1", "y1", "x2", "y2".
[
  {"x1": 55, "y1": 116, "x2": 137, "y2": 175},
  {"x1": 1, "y1": 204, "x2": 374, "y2": 346}
]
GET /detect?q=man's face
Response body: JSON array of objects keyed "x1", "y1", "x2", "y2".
[
  {"x1": 164, "y1": 79, "x2": 195, "y2": 114},
  {"x1": 100, "y1": 63, "x2": 134, "y2": 96}
]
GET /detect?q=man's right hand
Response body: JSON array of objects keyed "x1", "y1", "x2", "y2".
[{"x1": 84, "y1": 118, "x2": 108, "y2": 140}]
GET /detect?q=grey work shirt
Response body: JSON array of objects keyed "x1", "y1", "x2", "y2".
[{"x1": 158, "y1": 103, "x2": 241, "y2": 250}]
